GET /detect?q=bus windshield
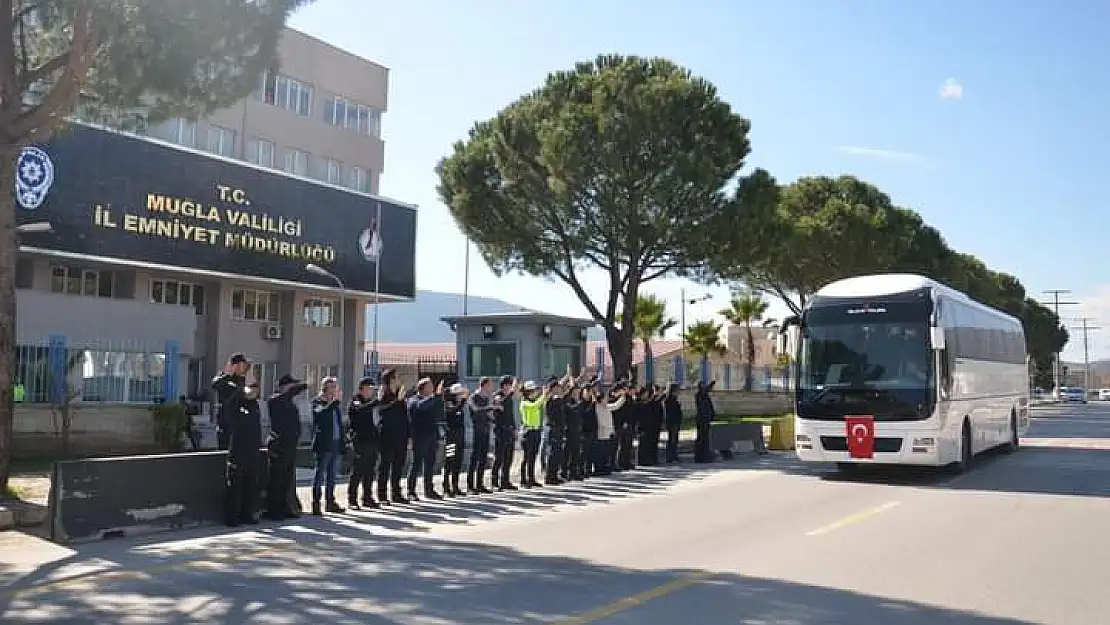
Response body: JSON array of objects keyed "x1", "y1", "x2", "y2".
[{"x1": 799, "y1": 321, "x2": 933, "y2": 391}]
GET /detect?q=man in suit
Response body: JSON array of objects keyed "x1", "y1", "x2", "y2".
[
  {"x1": 347, "y1": 377, "x2": 381, "y2": 509},
  {"x1": 264, "y1": 374, "x2": 308, "y2": 520},
  {"x1": 310, "y1": 376, "x2": 346, "y2": 515}
]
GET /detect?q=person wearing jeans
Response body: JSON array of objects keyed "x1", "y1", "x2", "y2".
[{"x1": 310, "y1": 377, "x2": 346, "y2": 516}]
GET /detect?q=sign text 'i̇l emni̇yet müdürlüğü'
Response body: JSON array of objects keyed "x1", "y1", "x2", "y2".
[{"x1": 91, "y1": 184, "x2": 337, "y2": 264}]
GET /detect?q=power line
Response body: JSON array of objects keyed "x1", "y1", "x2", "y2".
[
  {"x1": 1069, "y1": 317, "x2": 1102, "y2": 390},
  {"x1": 1041, "y1": 289, "x2": 1079, "y2": 391}
]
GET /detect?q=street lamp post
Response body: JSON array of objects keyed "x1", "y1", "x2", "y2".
[
  {"x1": 679, "y1": 288, "x2": 713, "y2": 379},
  {"x1": 306, "y1": 264, "x2": 346, "y2": 390}
]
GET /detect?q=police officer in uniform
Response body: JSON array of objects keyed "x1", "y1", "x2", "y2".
[
  {"x1": 347, "y1": 377, "x2": 381, "y2": 509},
  {"x1": 491, "y1": 376, "x2": 519, "y2": 491},
  {"x1": 264, "y1": 374, "x2": 308, "y2": 520},
  {"x1": 442, "y1": 383, "x2": 468, "y2": 496},
  {"x1": 466, "y1": 377, "x2": 497, "y2": 494},
  {"x1": 544, "y1": 373, "x2": 571, "y2": 486},
  {"x1": 376, "y1": 369, "x2": 410, "y2": 504},
  {"x1": 212, "y1": 353, "x2": 262, "y2": 526}
]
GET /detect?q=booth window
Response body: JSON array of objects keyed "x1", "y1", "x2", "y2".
[
  {"x1": 231, "y1": 288, "x2": 280, "y2": 322},
  {"x1": 467, "y1": 343, "x2": 516, "y2": 378},
  {"x1": 542, "y1": 344, "x2": 582, "y2": 379},
  {"x1": 50, "y1": 265, "x2": 114, "y2": 298},
  {"x1": 302, "y1": 298, "x2": 336, "y2": 327},
  {"x1": 150, "y1": 279, "x2": 205, "y2": 315}
]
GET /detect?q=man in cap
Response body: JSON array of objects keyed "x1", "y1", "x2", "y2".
[
  {"x1": 491, "y1": 375, "x2": 520, "y2": 491},
  {"x1": 442, "y1": 382, "x2": 469, "y2": 496},
  {"x1": 406, "y1": 377, "x2": 445, "y2": 500},
  {"x1": 517, "y1": 380, "x2": 548, "y2": 487},
  {"x1": 544, "y1": 367, "x2": 578, "y2": 485},
  {"x1": 347, "y1": 376, "x2": 381, "y2": 509},
  {"x1": 310, "y1": 376, "x2": 346, "y2": 515},
  {"x1": 212, "y1": 353, "x2": 262, "y2": 526},
  {"x1": 264, "y1": 374, "x2": 309, "y2": 520}
]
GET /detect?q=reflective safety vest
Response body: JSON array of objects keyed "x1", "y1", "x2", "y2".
[
  {"x1": 12, "y1": 384, "x2": 24, "y2": 403},
  {"x1": 520, "y1": 395, "x2": 547, "y2": 429}
]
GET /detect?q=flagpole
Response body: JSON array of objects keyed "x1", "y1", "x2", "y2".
[
  {"x1": 371, "y1": 201, "x2": 382, "y2": 375},
  {"x1": 462, "y1": 239, "x2": 470, "y2": 315}
]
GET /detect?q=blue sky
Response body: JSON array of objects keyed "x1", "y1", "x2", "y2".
[{"x1": 290, "y1": 0, "x2": 1110, "y2": 360}]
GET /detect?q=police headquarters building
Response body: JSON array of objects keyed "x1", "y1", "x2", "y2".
[{"x1": 13, "y1": 122, "x2": 417, "y2": 404}]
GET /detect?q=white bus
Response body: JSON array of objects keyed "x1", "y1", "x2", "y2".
[{"x1": 779, "y1": 274, "x2": 1030, "y2": 473}]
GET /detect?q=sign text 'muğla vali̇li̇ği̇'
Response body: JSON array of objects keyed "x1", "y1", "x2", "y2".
[{"x1": 90, "y1": 183, "x2": 338, "y2": 264}]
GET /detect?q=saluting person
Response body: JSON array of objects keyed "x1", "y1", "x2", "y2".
[
  {"x1": 264, "y1": 373, "x2": 308, "y2": 521},
  {"x1": 212, "y1": 353, "x2": 262, "y2": 527},
  {"x1": 442, "y1": 383, "x2": 469, "y2": 496},
  {"x1": 347, "y1": 377, "x2": 381, "y2": 509}
]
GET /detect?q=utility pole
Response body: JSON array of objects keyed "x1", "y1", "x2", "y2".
[
  {"x1": 1042, "y1": 289, "x2": 1079, "y2": 392},
  {"x1": 1069, "y1": 318, "x2": 1101, "y2": 391}
]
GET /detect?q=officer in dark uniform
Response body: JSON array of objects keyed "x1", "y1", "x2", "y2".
[
  {"x1": 693, "y1": 380, "x2": 717, "y2": 462},
  {"x1": 264, "y1": 374, "x2": 308, "y2": 520},
  {"x1": 442, "y1": 383, "x2": 468, "y2": 496},
  {"x1": 491, "y1": 376, "x2": 519, "y2": 491},
  {"x1": 663, "y1": 383, "x2": 684, "y2": 463},
  {"x1": 467, "y1": 377, "x2": 497, "y2": 494},
  {"x1": 563, "y1": 385, "x2": 585, "y2": 480},
  {"x1": 347, "y1": 377, "x2": 381, "y2": 509},
  {"x1": 614, "y1": 380, "x2": 636, "y2": 471},
  {"x1": 375, "y1": 369, "x2": 410, "y2": 504},
  {"x1": 544, "y1": 376, "x2": 568, "y2": 486},
  {"x1": 212, "y1": 353, "x2": 262, "y2": 527}
]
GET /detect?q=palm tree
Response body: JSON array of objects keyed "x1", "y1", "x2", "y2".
[
  {"x1": 683, "y1": 320, "x2": 727, "y2": 384},
  {"x1": 720, "y1": 289, "x2": 771, "y2": 391},
  {"x1": 617, "y1": 294, "x2": 677, "y2": 383}
]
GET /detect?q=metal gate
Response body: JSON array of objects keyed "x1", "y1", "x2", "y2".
[{"x1": 417, "y1": 357, "x2": 458, "y2": 388}]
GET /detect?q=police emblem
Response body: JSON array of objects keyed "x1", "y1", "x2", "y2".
[{"x1": 14, "y1": 146, "x2": 54, "y2": 211}]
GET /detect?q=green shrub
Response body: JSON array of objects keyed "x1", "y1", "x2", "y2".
[{"x1": 151, "y1": 403, "x2": 188, "y2": 453}]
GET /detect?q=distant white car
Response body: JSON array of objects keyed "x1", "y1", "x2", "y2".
[
  {"x1": 1060, "y1": 387, "x2": 1088, "y2": 404},
  {"x1": 1098, "y1": 389, "x2": 1110, "y2": 401}
]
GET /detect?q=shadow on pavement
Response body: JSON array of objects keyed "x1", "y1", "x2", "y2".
[{"x1": 0, "y1": 520, "x2": 1037, "y2": 624}]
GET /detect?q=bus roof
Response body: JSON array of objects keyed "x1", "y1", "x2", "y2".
[{"x1": 813, "y1": 273, "x2": 1022, "y2": 326}]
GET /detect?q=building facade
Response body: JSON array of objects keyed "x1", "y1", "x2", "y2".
[{"x1": 14, "y1": 31, "x2": 411, "y2": 409}]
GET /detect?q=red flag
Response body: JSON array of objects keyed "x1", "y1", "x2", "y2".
[{"x1": 845, "y1": 415, "x2": 875, "y2": 459}]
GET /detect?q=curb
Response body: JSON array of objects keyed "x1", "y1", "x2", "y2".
[{"x1": 0, "y1": 502, "x2": 48, "y2": 531}]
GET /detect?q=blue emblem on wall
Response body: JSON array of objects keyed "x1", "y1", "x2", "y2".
[{"x1": 14, "y1": 146, "x2": 54, "y2": 210}]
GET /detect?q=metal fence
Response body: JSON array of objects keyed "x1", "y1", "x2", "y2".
[{"x1": 14, "y1": 335, "x2": 177, "y2": 405}]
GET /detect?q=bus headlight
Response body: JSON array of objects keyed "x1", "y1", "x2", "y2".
[
  {"x1": 911, "y1": 437, "x2": 935, "y2": 453},
  {"x1": 796, "y1": 433, "x2": 812, "y2": 450}
]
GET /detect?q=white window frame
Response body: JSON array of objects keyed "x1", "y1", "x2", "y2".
[
  {"x1": 283, "y1": 148, "x2": 309, "y2": 177},
  {"x1": 304, "y1": 364, "x2": 339, "y2": 390},
  {"x1": 323, "y1": 95, "x2": 382, "y2": 138},
  {"x1": 50, "y1": 265, "x2": 114, "y2": 298},
  {"x1": 246, "y1": 138, "x2": 275, "y2": 168},
  {"x1": 230, "y1": 288, "x2": 280, "y2": 322},
  {"x1": 150, "y1": 279, "x2": 205, "y2": 315},
  {"x1": 350, "y1": 166, "x2": 369, "y2": 192},
  {"x1": 325, "y1": 158, "x2": 343, "y2": 185},
  {"x1": 169, "y1": 118, "x2": 196, "y2": 147},
  {"x1": 302, "y1": 298, "x2": 337, "y2": 328},
  {"x1": 206, "y1": 125, "x2": 237, "y2": 157}
]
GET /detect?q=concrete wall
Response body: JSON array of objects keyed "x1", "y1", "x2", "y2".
[
  {"x1": 12, "y1": 405, "x2": 161, "y2": 459},
  {"x1": 677, "y1": 390, "x2": 793, "y2": 417}
]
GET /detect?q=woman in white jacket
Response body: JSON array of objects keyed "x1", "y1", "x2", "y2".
[{"x1": 592, "y1": 384, "x2": 628, "y2": 475}]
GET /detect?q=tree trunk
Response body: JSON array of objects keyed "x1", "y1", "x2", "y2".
[
  {"x1": 605, "y1": 324, "x2": 634, "y2": 382},
  {"x1": 744, "y1": 322, "x2": 755, "y2": 391},
  {"x1": 0, "y1": 147, "x2": 16, "y2": 492}
]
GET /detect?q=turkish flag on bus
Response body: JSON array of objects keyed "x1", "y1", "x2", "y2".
[{"x1": 845, "y1": 415, "x2": 875, "y2": 459}]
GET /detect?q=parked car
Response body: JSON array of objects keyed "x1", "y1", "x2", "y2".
[
  {"x1": 1060, "y1": 387, "x2": 1088, "y2": 404},
  {"x1": 1098, "y1": 388, "x2": 1110, "y2": 401}
]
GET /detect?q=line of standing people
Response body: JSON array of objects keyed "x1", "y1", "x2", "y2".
[{"x1": 213, "y1": 351, "x2": 719, "y2": 525}]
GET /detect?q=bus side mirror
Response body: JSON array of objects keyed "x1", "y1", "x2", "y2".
[
  {"x1": 930, "y1": 326, "x2": 946, "y2": 351},
  {"x1": 778, "y1": 316, "x2": 800, "y2": 355}
]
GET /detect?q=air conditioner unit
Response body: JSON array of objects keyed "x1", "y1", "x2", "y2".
[{"x1": 263, "y1": 324, "x2": 283, "y2": 340}]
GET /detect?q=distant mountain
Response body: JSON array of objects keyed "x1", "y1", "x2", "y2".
[{"x1": 365, "y1": 290, "x2": 606, "y2": 343}]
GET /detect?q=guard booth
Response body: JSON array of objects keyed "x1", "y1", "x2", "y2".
[{"x1": 441, "y1": 312, "x2": 594, "y2": 386}]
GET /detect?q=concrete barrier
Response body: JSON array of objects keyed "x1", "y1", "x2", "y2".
[
  {"x1": 14, "y1": 404, "x2": 162, "y2": 459},
  {"x1": 678, "y1": 390, "x2": 791, "y2": 418},
  {"x1": 707, "y1": 422, "x2": 766, "y2": 456}
]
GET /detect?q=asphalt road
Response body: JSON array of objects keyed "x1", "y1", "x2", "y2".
[{"x1": 3, "y1": 403, "x2": 1110, "y2": 624}]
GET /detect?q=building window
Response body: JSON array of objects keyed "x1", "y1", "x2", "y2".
[
  {"x1": 541, "y1": 344, "x2": 582, "y2": 380},
  {"x1": 325, "y1": 158, "x2": 343, "y2": 185},
  {"x1": 150, "y1": 279, "x2": 205, "y2": 315},
  {"x1": 50, "y1": 265, "x2": 114, "y2": 298},
  {"x1": 78, "y1": 350, "x2": 166, "y2": 403},
  {"x1": 167, "y1": 118, "x2": 196, "y2": 147},
  {"x1": 256, "y1": 71, "x2": 313, "y2": 116},
  {"x1": 245, "y1": 138, "x2": 275, "y2": 168},
  {"x1": 322, "y1": 95, "x2": 382, "y2": 138},
  {"x1": 206, "y1": 125, "x2": 237, "y2": 157},
  {"x1": 230, "y1": 288, "x2": 280, "y2": 322},
  {"x1": 304, "y1": 364, "x2": 338, "y2": 390},
  {"x1": 302, "y1": 298, "x2": 336, "y2": 327},
  {"x1": 282, "y1": 148, "x2": 309, "y2": 177},
  {"x1": 350, "y1": 166, "x2": 369, "y2": 192},
  {"x1": 249, "y1": 362, "x2": 279, "y2": 399},
  {"x1": 466, "y1": 343, "x2": 517, "y2": 378}
]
